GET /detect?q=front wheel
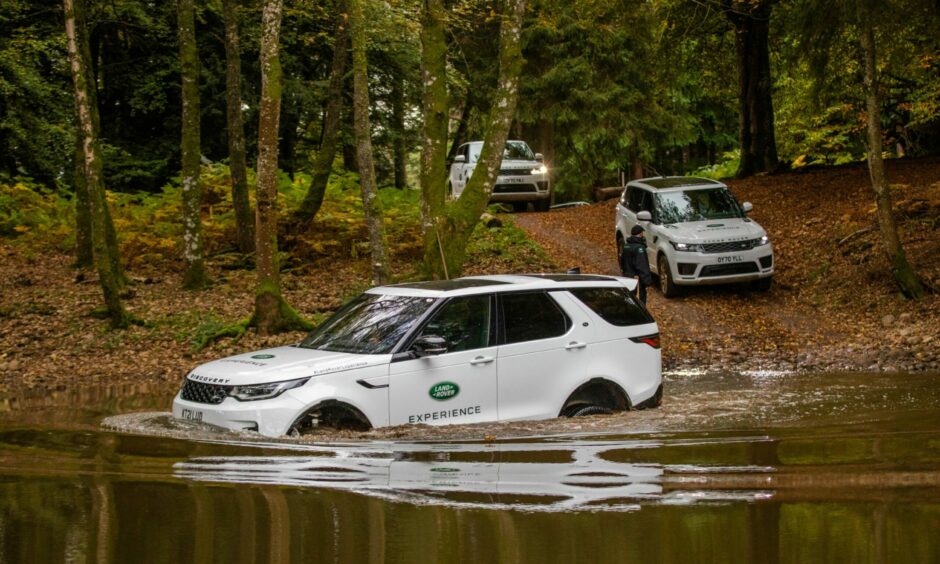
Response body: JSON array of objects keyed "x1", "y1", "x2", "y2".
[
  {"x1": 658, "y1": 255, "x2": 680, "y2": 298},
  {"x1": 534, "y1": 199, "x2": 550, "y2": 212}
]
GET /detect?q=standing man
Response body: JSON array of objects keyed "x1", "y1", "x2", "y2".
[{"x1": 620, "y1": 225, "x2": 653, "y2": 304}]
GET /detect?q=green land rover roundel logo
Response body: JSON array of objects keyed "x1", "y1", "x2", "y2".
[
  {"x1": 251, "y1": 354, "x2": 275, "y2": 359},
  {"x1": 429, "y1": 381, "x2": 460, "y2": 401}
]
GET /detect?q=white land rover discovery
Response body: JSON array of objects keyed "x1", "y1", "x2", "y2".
[
  {"x1": 615, "y1": 177, "x2": 774, "y2": 297},
  {"x1": 449, "y1": 140, "x2": 551, "y2": 211},
  {"x1": 172, "y1": 274, "x2": 662, "y2": 437}
]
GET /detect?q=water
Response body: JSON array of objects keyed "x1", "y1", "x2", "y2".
[{"x1": 1, "y1": 371, "x2": 939, "y2": 563}]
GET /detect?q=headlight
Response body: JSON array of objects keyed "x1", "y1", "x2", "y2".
[
  {"x1": 530, "y1": 164, "x2": 548, "y2": 175},
  {"x1": 229, "y1": 377, "x2": 309, "y2": 401},
  {"x1": 755, "y1": 235, "x2": 769, "y2": 246},
  {"x1": 671, "y1": 241, "x2": 702, "y2": 252}
]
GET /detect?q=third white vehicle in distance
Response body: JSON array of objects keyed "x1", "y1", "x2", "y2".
[
  {"x1": 615, "y1": 176, "x2": 774, "y2": 297},
  {"x1": 449, "y1": 140, "x2": 551, "y2": 211}
]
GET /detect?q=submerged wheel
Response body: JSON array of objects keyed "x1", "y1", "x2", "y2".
[
  {"x1": 568, "y1": 404, "x2": 613, "y2": 417},
  {"x1": 658, "y1": 255, "x2": 680, "y2": 298},
  {"x1": 289, "y1": 401, "x2": 371, "y2": 436}
]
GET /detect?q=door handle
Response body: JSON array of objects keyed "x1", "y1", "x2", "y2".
[
  {"x1": 470, "y1": 356, "x2": 494, "y2": 365},
  {"x1": 565, "y1": 342, "x2": 587, "y2": 350}
]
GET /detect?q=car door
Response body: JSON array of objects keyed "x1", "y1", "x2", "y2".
[
  {"x1": 639, "y1": 189, "x2": 661, "y2": 271},
  {"x1": 388, "y1": 294, "x2": 497, "y2": 426},
  {"x1": 496, "y1": 291, "x2": 593, "y2": 421}
]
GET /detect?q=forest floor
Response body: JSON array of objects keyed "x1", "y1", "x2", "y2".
[
  {"x1": 1, "y1": 157, "x2": 938, "y2": 410},
  {"x1": 515, "y1": 156, "x2": 940, "y2": 374}
]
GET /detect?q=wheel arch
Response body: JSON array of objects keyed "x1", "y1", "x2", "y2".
[
  {"x1": 289, "y1": 398, "x2": 374, "y2": 434},
  {"x1": 558, "y1": 377, "x2": 632, "y2": 417}
]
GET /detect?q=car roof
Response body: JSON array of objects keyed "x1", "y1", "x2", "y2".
[
  {"x1": 369, "y1": 274, "x2": 630, "y2": 297},
  {"x1": 629, "y1": 176, "x2": 725, "y2": 191},
  {"x1": 465, "y1": 140, "x2": 526, "y2": 147}
]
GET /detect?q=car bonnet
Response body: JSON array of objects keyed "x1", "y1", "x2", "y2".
[
  {"x1": 663, "y1": 218, "x2": 766, "y2": 244},
  {"x1": 187, "y1": 346, "x2": 389, "y2": 386}
]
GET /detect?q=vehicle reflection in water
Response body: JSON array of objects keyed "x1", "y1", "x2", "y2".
[{"x1": 175, "y1": 439, "x2": 779, "y2": 511}]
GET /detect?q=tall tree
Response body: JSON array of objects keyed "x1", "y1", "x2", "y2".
[
  {"x1": 420, "y1": 0, "x2": 526, "y2": 279},
  {"x1": 72, "y1": 128, "x2": 93, "y2": 268},
  {"x1": 222, "y1": 0, "x2": 254, "y2": 254},
  {"x1": 722, "y1": 0, "x2": 779, "y2": 177},
  {"x1": 252, "y1": 0, "x2": 312, "y2": 334},
  {"x1": 856, "y1": 0, "x2": 924, "y2": 298},
  {"x1": 178, "y1": 0, "x2": 209, "y2": 289},
  {"x1": 296, "y1": 5, "x2": 349, "y2": 222},
  {"x1": 349, "y1": 0, "x2": 390, "y2": 285},
  {"x1": 63, "y1": 0, "x2": 130, "y2": 328}
]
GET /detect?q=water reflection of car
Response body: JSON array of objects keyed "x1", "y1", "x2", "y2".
[
  {"x1": 172, "y1": 274, "x2": 662, "y2": 437},
  {"x1": 615, "y1": 177, "x2": 774, "y2": 297},
  {"x1": 448, "y1": 140, "x2": 551, "y2": 212}
]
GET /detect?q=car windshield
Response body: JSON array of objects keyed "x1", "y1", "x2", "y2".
[
  {"x1": 298, "y1": 294, "x2": 436, "y2": 354},
  {"x1": 655, "y1": 188, "x2": 743, "y2": 223},
  {"x1": 469, "y1": 141, "x2": 534, "y2": 162}
]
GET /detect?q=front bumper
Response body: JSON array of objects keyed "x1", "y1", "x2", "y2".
[
  {"x1": 489, "y1": 175, "x2": 550, "y2": 202},
  {"x1": 172, "y1": 392, "x2": 306, "y2": 437},
  {"x1": 669, "y1": 245, "x2": 774, "y2": 286}
]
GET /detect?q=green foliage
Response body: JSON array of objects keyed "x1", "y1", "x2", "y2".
[
  {"x1": 0, "y1": 176, "x2": 73, "y2": 250},
  {"x1": 691, "y1": 151, "x2": 741, "y2": 180},
  {"x1": 465, "y1": 218, "x2": 556, "y2": 273}
]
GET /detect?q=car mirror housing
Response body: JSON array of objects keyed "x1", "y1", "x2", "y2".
[
  {"x1": 636, "y1": 210, "x2": 652, "y2": 222},
  {"x1": 535, "y1": 152, "x2": 544, "y2": 162},
  {"x1": 742, "y1": 201, "x2": 753, "y2": 213},
  {"x1": 414, "y1": 335, "x2": 448, "y2": 357},
  {"x1": 454, "y1": 154, "x2": 466, "y2": 164}
]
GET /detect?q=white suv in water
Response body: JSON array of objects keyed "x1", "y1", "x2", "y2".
[
  {"x1": 172, "y1": 274, "x2": 662, "y2": 437},
  {"x1": 449, "y1": 140, "x2": 551, "y2": 211},
  {"x1": 615, "y1": 177, "x2": 774, "y2": 297}
]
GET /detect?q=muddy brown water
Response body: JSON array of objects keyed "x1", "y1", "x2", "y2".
[{"x1": 1, "y1": 371, "x2": 939, "y2": 563}]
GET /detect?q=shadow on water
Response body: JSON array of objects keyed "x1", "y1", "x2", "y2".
[{"x1": 1, "y1": 371, "x2": 940, "y2": 562}]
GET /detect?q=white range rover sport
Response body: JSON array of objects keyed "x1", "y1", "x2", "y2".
[
  {"x1": 172, "y1": 274, "x2": 662, "y2": 437},
  {"x1": 615, "y1": 177, "x2": 774, "y2": 297},
  {"x1": 449, "y1": 140, "x2": 551, "y2": 211}
]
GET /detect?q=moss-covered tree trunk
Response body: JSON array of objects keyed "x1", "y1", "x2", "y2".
[
  {"x1": 349, "y1": 0, "x2": 390, "y2": 286},
  {"x1": 420, "y1": 0, "x2": 526, "y2": 279},
  {"x1": 64, "y1": 0, "x2": 129, "y2": 328},
  {"x1": 178, "y1": 0, "x2": 209, "y2": 289},
  {"x1": 72, "y1": 127, "x2": 93, "y2": 268},
  {"x1": 857, "y1": 0, "x2": 924, "y2": 299},
  {"x1": 391, "y1": 69, "x2": 407, "y2": 190},
  {"x1": 252, "y1": 0, "x2": 312, "y2": 335},
  {"x1": 297, "y1": 4, "x2": 348, "y2": 222},
  {"x1": 222, "y1": 0, "x2": 254, "y2": 254}
]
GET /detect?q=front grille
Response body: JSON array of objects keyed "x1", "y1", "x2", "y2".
[
  {"x1": 181, "y1": 379, "x2": 231, "y2": 404},
  {"x1": 760, "y1": 255, "x2": 773, "y2": 268},
  {"x1": 494, "y1": 184, "x2": 536, "y2": 193},
  {"x1": 700, "y1": 263, "x2": 760, "y2": 277},
  {"x1": 701, "y1": 238, "x2": 761, "y2": 254},
  {"x1": 499, "y1": 168, "x2": 532, "y2": 176}
]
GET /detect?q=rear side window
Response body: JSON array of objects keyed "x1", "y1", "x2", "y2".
[
  {"x1": 570, "y1": 288, "x2": 653, "y2": 326},
  {"x1": 501, "y1": 292, "x2": 570, "y2": 344}
]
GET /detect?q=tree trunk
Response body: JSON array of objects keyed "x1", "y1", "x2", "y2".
[
  {"x1": 392, "y1": 69, "x2": 408, "y2": 190},
  {"x1": 420, "y1": 0, "x2": 527, "y2": 279},
  {"x1": 222, "y1": 0, "x2": 254, "y2": 254},
  {"x1": 178, "y1": 0, "x2": 209, "y2": 289},
  {"x1": 445, "y1": 101, "x2": 470, "y2": 165},
  {"x1": 64, "y1": 0, "x2": 129, "y2": 328},
  {"x1": 252, "y1": 0, "x2": 311, "y2": 334},
  {"x1": 297, "y1": 6, "x2": 348, "y2": 222},
  {"x1": 857, "y1": 0, "x2": 924, "y2": 299},
  {"x1": 724, "y1": 0, "x2": 779, "y2": 177},
  {"x1": 73, "y1": 128, "x2": 93, "y2": 268},
  {"x1": 349, "y1": 0, "x2": 390, "y2": 286}
]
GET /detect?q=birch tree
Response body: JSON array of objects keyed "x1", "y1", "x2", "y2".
[
  {"x1": 349, "y1": 0, "x2": 390, "y2": 285},
  {"x1": 64, "y1": 0, "x2": 130, "y2": 328},
  {"x1": 222, "y1": 0, "x2": 254, "y2": 254},
  {"x1": 420, "y1": 0, "x2": 527, "y2": 279}
]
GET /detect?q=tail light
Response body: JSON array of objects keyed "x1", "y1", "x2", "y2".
[{"x1": 630, "y1": 334, "x2": 661, "y2": 349}]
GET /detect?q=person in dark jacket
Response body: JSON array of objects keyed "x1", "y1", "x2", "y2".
[{"x1": 620, "y1": 225, "x2": 653, "y2": 304}]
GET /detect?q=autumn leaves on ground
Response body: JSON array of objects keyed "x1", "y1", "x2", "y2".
[{"x1": 1, "y1": 157, "x2": 939, "y2": 406}]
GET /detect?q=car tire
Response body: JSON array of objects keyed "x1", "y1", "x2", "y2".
[
  {"x1": 616, "y1": 233, "x2": 625, "y2": 263},
  {"x1": 569, "y1": 404, "x2": 613, "y2": 417},
  {"x1": 446, "y1": 182, "x2": 454, "y2": 199},
  {"x1": 512, "y1": 202, "x2": 527, "y2": 212},
  {"x1": 535, "y1": 199, "x2": 550, "y2": 212},
  {"x1": 658, "y1": 255, "x2": 680, "y2": 298},
  {"x1": 752, "y1": 277, "x2": 773, "y2": 292}
]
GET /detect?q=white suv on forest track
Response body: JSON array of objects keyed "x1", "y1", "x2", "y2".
[
  {"x1": 615, "y1": 177, "x2": 774, "y2": 297},
  {"x1": 172, "y1": 274, "x2": 662, "y2": 437},
  {"x1": 449, "y1": 140, "x2": 551, "y2": 211}
]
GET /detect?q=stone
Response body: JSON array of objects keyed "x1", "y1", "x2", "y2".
[
  {"x1": 899, "y1": 312, "x2": 912, "y2": 322},
  {"x1": 881, "y1": 314, "x2": 896, "y2": 327}
]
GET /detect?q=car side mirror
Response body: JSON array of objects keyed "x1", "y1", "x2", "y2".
[
  {"x1": 414, "y1": 335, "x2": 448, "y2": 357},
  {"x1": 454, "y1": 155, "x2": 466, "y2": 164},
  {"x1": 535, "y1": 153, "x2": 544, "y2": 162},
  {"x1": 636, "y1": 210, "x2": 652, "y2": 222},
  {"x1": 742, "y1": 201, "x2": 753, "y2": 213}
]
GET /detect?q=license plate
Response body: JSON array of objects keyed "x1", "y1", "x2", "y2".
[
  {"x1": 181, "y1": 408, "x2": 203, "y2": 422},
  {"x1": 717, "y1": 255, "x2": 743, "y2": 264},
  {"x1": 501, "y1": 177, "x2": 525, "y2": 183}
]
